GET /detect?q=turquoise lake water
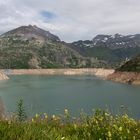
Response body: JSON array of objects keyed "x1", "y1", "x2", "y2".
[{"x1": 0, "y1": 75, "x2": 140, "y2": 118}]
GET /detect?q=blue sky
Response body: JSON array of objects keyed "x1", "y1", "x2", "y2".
[
  {"x1": 41, "y1": 11, "x2": 57, "y2": 20},
  {"x1": 0, "y1": 0, "x2": 140, "y2": 42}
]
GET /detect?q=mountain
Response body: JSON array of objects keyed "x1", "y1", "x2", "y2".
[
  {"x1": 69, "y1": 34, "x2": 140, "y2": 66},
  {"x1": 1, "y1": 25, "x2": 60, "y2": 42},
  {"x1": 117, "y1": 54, "x2": 140, "y2": 72},
  {"x1": 92, "y1": 34, "x2": 140, "y2": 49},
  {"x1": 0, "y1": 25, "x2": 107, "y2": 69}
]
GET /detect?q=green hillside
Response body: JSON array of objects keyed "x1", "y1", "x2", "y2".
[
  {"x1": 0, "y1": 25, "x2": 107, "y2": 69},
  {"x1": 117, "y1": 54, "x2": 140, "y2": 72}
]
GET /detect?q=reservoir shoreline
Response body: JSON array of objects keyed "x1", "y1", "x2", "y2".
[
  {"x1": 0, "y1": 69, "x2": 140, "y2": 85},
  {"x1": 0, "y1": 68, "x2": 114, "y2": 80},
  {"x1": 107, "y1": 71, "x2": 140, "y2": 85},
  {"x1": 0, "y1": 71, "x2": 9, "y2": 80}
]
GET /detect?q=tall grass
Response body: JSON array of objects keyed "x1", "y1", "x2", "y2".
[
  {"x1": 0, "y1": 100, "x2": 138, "y2": 139},
  {"x1": 0, "y1": 106, "x2": 140, "y2": 140}
]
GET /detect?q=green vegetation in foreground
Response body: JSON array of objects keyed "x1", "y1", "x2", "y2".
[{"x1": 0, "y1": 109, "x2": 140, "y2": 139}]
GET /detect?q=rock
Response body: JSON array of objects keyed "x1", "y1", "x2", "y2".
[
  {"x1": 107, "y1": 72, "x2": 140, "y2": 85},
  {"x1": 0, "y1": 72, "x2": 9, "y2": 80},
  {"x1": 94, "y1": 68, "x2": 114, "y2": 78}
]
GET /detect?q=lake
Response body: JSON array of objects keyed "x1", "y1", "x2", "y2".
[{"x1": 0, "y1": 75, "x2": 140, "y2": 118}]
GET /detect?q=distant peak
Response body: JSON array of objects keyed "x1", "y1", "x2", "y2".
[
  {"x1": 27, "y1": 24, "x2": 38, "y2": 28},
  {"x1": 114, "y1": 33, "x2": 123, "y2": 37},
  {"x1": 1, "y1": 25, "x2": 61, "y2": 42},
  {"x1": 28, "y1": 24, "x2": 32, "y2": 27},
  {"x1": 33, "y1": 25, "x2": 38, "y2": 28}
]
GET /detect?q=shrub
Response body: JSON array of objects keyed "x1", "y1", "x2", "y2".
[{"x1": 16, "y1": 99, "x2": 27, "y2": 122}]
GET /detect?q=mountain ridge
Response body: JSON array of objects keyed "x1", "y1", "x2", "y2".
[
  {"x1": 0, "y1": 25, "x2": 107, "y2": 69},
  {"x1": 0, "y1": 25, "x2": 61, "y2": 43},
  {"x1": 69, "y1": 33, "x2": 140, "y2": 64},
  {"x1": 1, "y1": 25, "x2": 140, "y2": 69}
]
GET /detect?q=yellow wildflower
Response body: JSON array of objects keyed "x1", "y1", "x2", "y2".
[
  {"x1": 8, "y1": 120, "x2": 11, "y2": 125},
  {"x1": 44, "y1": 113, "x2": 48, "y2": 119},
  {"x1": 64, "y1": 109, "x2": 69, "y2": 115},
  {"x1": 35, "y1": 113, "x2": 39, "y2": 118},
  {"x1": 113, "y1": 124, "x2": 117, "y2": 129},
  {"x1": 45, "y1": 114, "x2": 48, "y2": 119},
  {"x1": 85, "y1": 124, "x2": 89, "y2": 127},
  {"x1": 99, "y1": 117, "x2": 103, "y2": 121},
  {"x1": 32, "y1": 118, "x2": 34, "y2": 123},
  {"x1": 123, "y1": 114, "x2": 128, "y2": 119},
  {"x1": 95, "y1": 120, "x2": 98, "y2": 124},
  {"x1": 74, "y1": 124, "x2": 77, "y2": 129},
  {"x1": 119, "y1": 126, "x2": 123, "y2": 132},
  {"x1": 127, "y1": 129, "x2": 130, "y2": 134},
  {"x1": 105, "y1": 112, "x2": 110, "y2": 117},
  {"x1": 108, "y1": 131, "x2": 112, "y2": 138},
  {"x1": 52, "y1": 115, "x2": 57, "y2": 121},
  {"x1": 110, "y1": 116, "x2": 113, "y2": 120}
]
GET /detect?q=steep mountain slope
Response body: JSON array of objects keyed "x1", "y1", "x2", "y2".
[
  {"x1": 117, "y1": 54, "x2": 140, "y2": 72},
  {"x1": 0, "y1": 25, "x2": 107, "y2": 69},
  {"x1": 69, "y1": 34, "x2": 140, "y2": 65}
]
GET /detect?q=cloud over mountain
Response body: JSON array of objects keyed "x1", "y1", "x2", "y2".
[{"x1": 0, "y1": 0, "x2": 140, "y2": 42}]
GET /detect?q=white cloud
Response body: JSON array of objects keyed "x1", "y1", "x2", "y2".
[{"x1": 0, "y1": 0, "x2": 140, "y2": 42}]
